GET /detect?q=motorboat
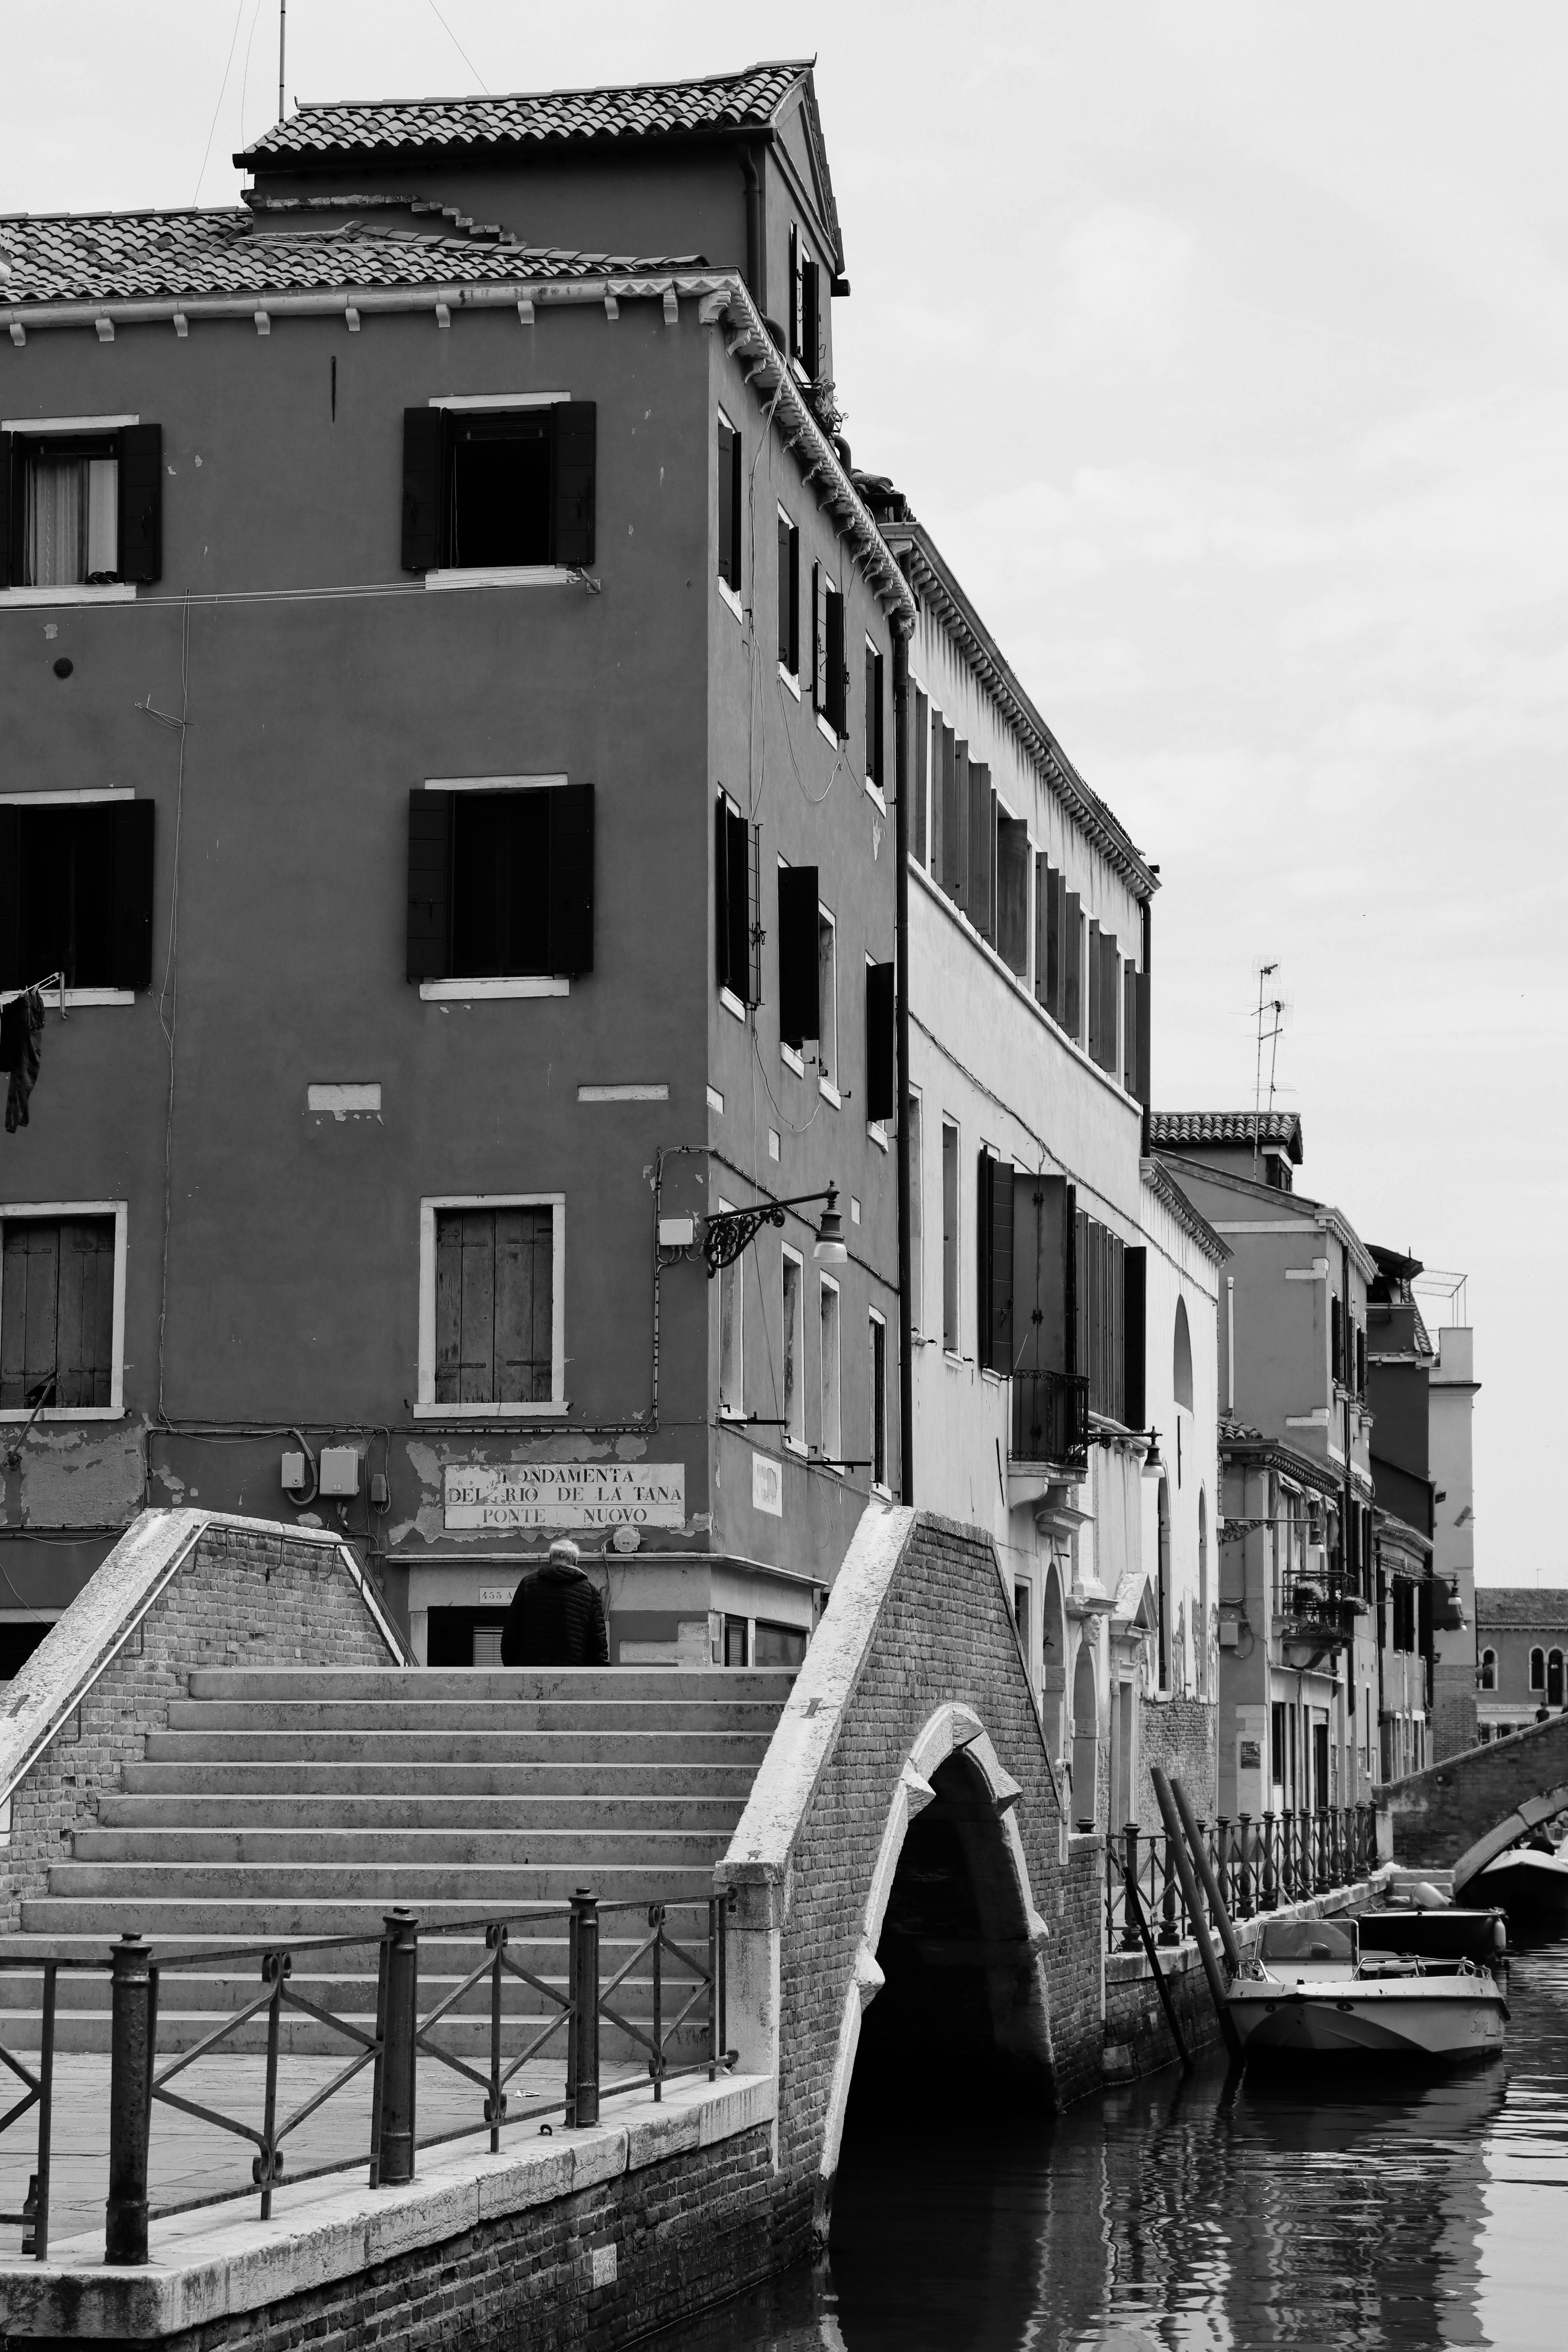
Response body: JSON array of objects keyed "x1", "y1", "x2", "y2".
[
  {"x1": 1471, "y1": 1837, "x2": 1568, "y2": 1933},
  {"x1": 1228, "y1": 1917, "x2": 1507, "y2": 2063},
  {"x1": 1359, "y1": 1888, "x2": 1508, "y2": 1965}
]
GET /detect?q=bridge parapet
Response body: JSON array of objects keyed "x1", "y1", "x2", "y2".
[{"x1": 1380, "y1": 1712, "x2": 1568, "y2": 1886}]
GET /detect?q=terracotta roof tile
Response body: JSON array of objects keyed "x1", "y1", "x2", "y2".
[
  {"x1": 1475, "y1": 1589, "x2": 1568, "y2": 1631},
  {"x1": 1150, "y1": 1111, "x2": 1304, "y2": 1163}
]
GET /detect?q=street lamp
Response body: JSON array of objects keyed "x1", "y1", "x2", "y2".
[{"x1": 701, "y1": 1184, "x2": 846, "y2": 1278}]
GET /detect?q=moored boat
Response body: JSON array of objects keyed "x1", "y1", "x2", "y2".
[
  {"x1": 1359, "y1": 1900, "x2": 1508, "y2": 1965},
  {"x1": 1229, "y1": 1917, "x2": 1507, "y2": 2063},
  {"x1": 1472, "y1": 1840, "x2": 1568, "y2": 1934}
]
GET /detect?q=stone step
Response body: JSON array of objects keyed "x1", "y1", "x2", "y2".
[
  {"x1": 42, "y1": 1863, "x2": 717, "y2": 1904},
  {"x1": 143, "y1": 1731, "x2": 772, "y2": 1766},
  {"x1": 0, "y1": 2007, "x2": 706, "y2": 2060},
  {"x1": 21, "y1": 1898, "x2": 713, "y2": 1938},
  {"x1": 165, "y1": 1699, "x2": 783, "y2": 1734},
  {"x1": 185, "y1": 1668, "x2": 794, "y2": 1705},
  {"x1": 97, "y1": 1795, "x2": 746, "y2": 1832},
  {"x1": 68, "y1": 1828, "x2": 727, "y2": 1866},
  {"x1": 121, "y1": 1761, "x2": 761, "y2": 1798}
]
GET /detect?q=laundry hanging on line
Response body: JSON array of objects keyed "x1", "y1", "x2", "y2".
[{"x1": 0, "y1": 979, "x2": 52, "y2": 1133}]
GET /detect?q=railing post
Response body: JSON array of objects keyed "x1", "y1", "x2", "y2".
[
  {"x1": 1235, "y1": 1814, "x2": 1254, "y2": 1919},
  {"x1": 255, "y1": 1952, "x2": 287, "y2": 2220},
  {"x1": 1261, "y1": 1812, "x2": 1278, "y2": 1910},
  {"x1": 1119, "y1": 1824, "x2": 1143, "y2": 1952},
  {"x1": 1281, "y1": 1808, "x2": 1296, "y2": 1901},
  {"x1": 650, "y1": 1904, "x2": 665, "y2": 2103},
  {"x1": 565, "y1": 1889, "x2": 599, "y2": 2130},
  {"x1": 376, "y1": 1909, "x2": 419, "y2": 2187},
  {"x1": 106, "y1": 1934, "x2": 154, "y2": 2265},
  {"x1": 486, "y1": 1922, "x2": 506, "y2": 2153},
  {"x1": 33, "y1": 1960, "x2": 55, "y2": 2262},
  {"x1": 1215, "y1": 1817, "x2": 1231, "y2": 1918},
  {"x1": 707, "y1": 1897, "x2": 720, "y2": 2083},
  {"x1": 1158, "y1": 1835, "x2": 1181, "y2": 1947}
]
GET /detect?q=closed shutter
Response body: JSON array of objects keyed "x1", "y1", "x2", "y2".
[
  {"x1": 997, "y1": 816, "x2": 1028, "y2": 975},
  {"x1": 108, "y1": 800, "x2": 155, "y2": 990},
  {"x1": 1063, "y1": 892, "x2": 1082, "y2": 1040},
  {"x1": 1, "y1": 1221, "x2": 57, "y2": 1408},
  {"x1": 401, "y1": 408, "x2": 446, "y2": 572},
  {"x1": 0, "y1": 433, "x2": 13, "y2": 587},
  {"x1": 968, "y1": 765, "x2": 995, "y2": 944},
  {"x1": 1102, "y1": 932, "x2": 1121, "y2": 1073},
  {"x1": 788, "y1": 223, "x2": 802, "y2": 360},
  {"x1": 811, "y1": 565, "x2": 825, "y2": 709},
  {"x1": 1012, "y1": 1171, "x2": 1069, "y2": 1374},
  {"x1": 54, "y1": 1218, "x2": 116, "y2": 1407},
  {"x1": 1134, "y1": 967, "x2": 1151, "y2": 1105},
  {"x1": 942, "y1": 734, "x2": 966, "y2": 907},
  {"x1": 553, "y1": 402, "x2": 596, "y2": 567},
  {"x1": 777, "y1": 864, "x2": 820, "y2": 1046},
  {"x1": 1074, "y1": 1209, "x2": 1088, "y2": 1391},
  {"x1": 913, "y1": 691, "x2": 929, "y2": 865},
  {"x1": 547, "y1": 782, "x2": 594, "y2": 975},
  {"x1": 1124, "y1": 1246, "x2": 1147, "y2": 1429},
  {"x1": 1331, "y1": 1295, "x2": 1344, "y2": 1383},
  {"x1": 1123, "y1": 961, "x2": 1137, "y2": 1091},
  {"x1": 1108, "y1": 1232, "x2": 1125, "y2": 1422},
  {"x1": 0, "y1": 805, "x2": 20, "y2": 990},
  {"x1": 406, "y1": 790, "x2": 453, "y2": 981},
  {"x1": 976, "y1": 1151, "x2": 1014, "y2": 1374},
  {"x1": 494, "y1": 1206, "x2": 554, "y2": 1402},
  {"x1": 865, "y1": 961, "x2": 895, "y2": 1123},
  {"x1": 1086, "y1": 920, "x2": 1101, "y2": 1061},
  {"x1": 825, "y1": 583, "x2": 846, "y2": 733},
  {"x1": 117, "y1": 423, "x2": 162, "y2": 584},
  {"x1": 803, "y1": 258, "x2": 821, "y2": 377}
]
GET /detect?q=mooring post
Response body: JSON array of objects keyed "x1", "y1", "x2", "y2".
[
  {"x1": 1151, "y1": 1768, "x2": 1241, "y2": 2061},
  {"x1": 1171, "y1": 1775, "x2": 1243, "y2": 1976},
  {"x1": 376, "y1": 1909, "x2": 419, "y2": 2186},
  {"x1": 566, "y1": 1889, "x2": 599, "y2": 2129},
  {"x1": 106, "y1": 1934, "x2": 154, "y2": 2264}
]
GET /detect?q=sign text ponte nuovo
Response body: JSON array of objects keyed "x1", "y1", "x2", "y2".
[{"x1": 442, "y1": 1462, "x2": 686, "y2": 1531}]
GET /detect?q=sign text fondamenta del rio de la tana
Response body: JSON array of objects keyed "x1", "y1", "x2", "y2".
[{"x1": 443, "y1": 1463, "x2": 686, "y2": 1531}]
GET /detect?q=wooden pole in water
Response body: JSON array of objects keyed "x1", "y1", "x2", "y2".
[
  {"x1": 1152, "y1": 1767, "x2": 1242, "y2": 2060},
  {"x1": 1171, "y1": 1774, "x2": 1244, "y2": 1976}
]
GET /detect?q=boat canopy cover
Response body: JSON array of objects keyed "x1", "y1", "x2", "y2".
[{"x1": 1259, "y1": 1920, "x2": 1357, "y2": 1963}]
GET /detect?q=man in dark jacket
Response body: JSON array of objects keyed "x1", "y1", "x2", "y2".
[{"x1": 500, "y1": 1539, "x2": 611, "y2": 1666}]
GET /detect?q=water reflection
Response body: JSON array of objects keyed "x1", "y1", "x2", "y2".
[{"x1": 655, "y1": 1944, "x2": 1568, "y2": 2352}]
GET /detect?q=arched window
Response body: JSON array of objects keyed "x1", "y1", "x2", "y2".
[
  {"x1": 1173, "y1": 1297, "x2": 1194, "y2": 1412},
  {"x1": 1529, "y1": 1647, "x2": 1545, "y2": 1691},
  {"x1": 1480, "y1": 1648, "x2": 1497, "y2": 1691},
  {"x1": 1550, "y1": 1650, "x2": 1565, "y2": 1707}
]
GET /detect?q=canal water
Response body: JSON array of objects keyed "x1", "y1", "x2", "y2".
[{"x1": 657, "y1": 1939, "x2": 1568, "y2": 2351}]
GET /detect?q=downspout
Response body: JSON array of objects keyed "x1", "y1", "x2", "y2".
[
  {"x1": 893, "y1": 617, "x2": 914, "y2": 1505},
  {"x1": 740, "y1": 145, "x2": 766, "y2": 315}
]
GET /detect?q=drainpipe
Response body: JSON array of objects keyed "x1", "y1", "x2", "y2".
[
  {"x1": 740, "y1": 145, "x2": 766, "y2": 314},
  {"x1": 893, "y1": 617, "x2": 914, "y2": 1505}
]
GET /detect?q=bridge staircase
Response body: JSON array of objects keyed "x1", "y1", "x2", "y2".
[{"x1": 0, "y1": 1666, "x2": 791, "y2": 2057}]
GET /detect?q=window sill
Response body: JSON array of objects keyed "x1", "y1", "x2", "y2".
[
  {"x1": 419, "y1": 977, "x2": 569, "y2": 1000},
  {"x1": 0, "y1": 987, "x2": 133, "y2": 1009},
  {"x1": 818, "y1": 1077, "x2": 841, "y2": 1109},
  {"x1": 781, "y1": 1043, "x2": 805, "y2": 1077},
  {"x1": 777, "y1": 663, "x2": 801, "y2": 701},
  {"x1": 865, "y1": 780, "x2": 886, "y2": 815},
  {"x1": 0, "y1": 583, "x2": 136, "y2": 608},
  {"x1": 717, "y1": 577, "x2": 745, "y2": 624},
  {"x1": 866, "y1": 1120, "x2": 888, "y2": 1152},
  {"x1": 0, "y1": 1405, "x2": 124, "y2": 1422},
  {"x1": 423, "y1": 567, "x2": 577, "y2": 592},
  {"x1": 412, "y1": 1400, "x2": 570, "y2": 1420},
  {"x1": 783, "y1": 1435, "x2": 808, "y2": 1457},
  {"x1": 719, "y1": 986, "x2": 749, "y2": 1025},
  {"x1": 815, "y1": 712, "x2": 840, "y2": 750}
]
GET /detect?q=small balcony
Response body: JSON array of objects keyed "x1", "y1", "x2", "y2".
[
  {"x1": 1009, "y1": 1369, "x2": 1090, "y2": 1475},
  {"x1": 1274, "y1": 1571, "x2": 1367, "y2": 1658}
]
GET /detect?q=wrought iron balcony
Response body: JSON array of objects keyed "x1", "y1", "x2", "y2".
[
  {"x1": 1274, "y1": 1571, "x2": 1367, "y2": 1652},
  {"x1": 1009, "y1": 1369, "x2": 1090, "y2": 1472}
]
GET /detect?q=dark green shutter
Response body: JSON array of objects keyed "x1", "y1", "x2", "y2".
[
  {"x1": 777, "y1": 865, "x2": 819, "y2": 1047},
  {"x1": 118, "y1": 423, "x2": 162, "y2": 583},
  {"x1": 401, "y1": 409, "x2": 446, "y2": 572},
  {"x1": 109, "y1": 800, "x2": 155, "y2": 990},
  {"x1": 406, "y1": 790, "x2": 453, "y2": 980},
  {"x1": 547, "y1": 783, "x2": 594, "y2": 975},
  {"x1": 865, "y1": 961, "x2": 895, "y2": 1123},
  {"x1": 0, "y1": 805, "x2": 20, "y2": 989},
  {"x1": 553, "y1": 401, "x2": 596, "y2": 567}
]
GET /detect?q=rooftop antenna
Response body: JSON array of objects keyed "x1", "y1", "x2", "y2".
[
  {"x1": 278, "y1": 0, "x2": 287, "y2": 125},
  {"x1": 1250, "y1": 959, "x2": 1277, "y2": 1180}
]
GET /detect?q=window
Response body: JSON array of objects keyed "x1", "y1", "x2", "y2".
[
  {"x1": 907, "y1": 1091, "x2": 924, "y2": 1332},
  {"x1": 864, "y1": 960, "x2": 895, "y2": 1127},
  {"x1": 1530, "y1": 1646, "x2": 1545, "y2": 1691},
  {"x1": 941, "y1": 1120, "x2": 960, "y2": 1354},
  {"x1": 400, "y1": 401, "x2": 595, "y2": 574},
  {"x1": 717, "y1": 411, "x2": 743, "y2": 596},
  {"x1": 781, "y1": 1248, "x2": 805, "y2": 1449},
  {"x1": 724, "y1": 1615, "x2": 749, "y2": 1666},
  {"x1": 1076, "y1": 1211, "x2": 1127, "y2": 1422},
  {"x1": 1034, "y1": 857, "x2": 1084, "y2": 1041},
  {"x1": 755, "y1": 1619, "x2": 807, "y2": 1669},
  {"x1": 816, "y1": 906, "x2": 838, "y2": 1093},
  {"x1": 406, "y1": 782, "x2": 593, "y2": 988},
  {"x1": 864, "y1": 641, "x2": 885, "y2": 792},
  {"x1": 788, "y1": 223, "x2": 820, "y2": 380},
  {"x1": 418, "y1": 1195, "x2": 564, "y2": 1416},
  {"x1": 2, "y1": 422, "x2": 162, "y2": 588},
  {"x1": 1331, "y1": 1295, "x2": 1345, "y2": 1386},
  {"x1": 869, "y1": 1310, "x2": 888, "y2": 1491},
  {"x1": 0, "y1": 1206, "x2": 125, "y2": 1417},
  {"x1": 777, "y1": 863, "x2": 820, "y2": 1051},
  {"x1": 0, "y1": 798, "x2": 155, "y2": 995},
  {"x1": 1480, "y1": 1648, "x2": 1497, "y2": 1692},
  {"x1": 1086, "y1": 922, "x2": 1120, "y2": 1074},
  {"x1": 819, "y1": 1276, "x2": 841, "y2": 1463},
  {"x1": 777, "y1": 507, "x2": 799, "y2": 675},
  {"x1": 715, "y1": 793, "x2": 758, "y2": 1006},
  {"x1": 913, "y1": 689, "x2": 929, "y2": 865},
  {"x1": 996, "y1": 812, "x2": 1029, "y2": 976},
  {"x1": 976, "y1": 1149, "x2": 1014, "y2": 1376},
  {"x1": 1173, "y1": 1297, "x2": 1194, "y2": 1412},
  {"x1": 718, "y1": 1200, "x2": 744, "y2": 1417},
  {"x1": 812, "y1": 566, "x2": 846, "y2": 736}
]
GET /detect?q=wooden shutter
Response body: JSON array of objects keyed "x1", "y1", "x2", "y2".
[
  {"x1": 495, "y1": 1206, "x2": 553, "y2": 1402},
  {"x1": 997, "y1": 816, "x2": 1028, "y2": 974},
  {"x1": 1012, "y1": 1171, "x2": 1069, "y2": 1374},
  {"x1": 976, "y1": 1151, "x2": 1014, "y2": 1374},
  {"x1": 789, "y1": 223, "x2": 802, "y2": 359},
  {"x1": 401, "y1": 408, "x2": 446, "y2": 572},
  {"x1": 865, "y1": 961, "x2": 895, "y2": 1123},
  {"x1": 1, "y1": 1221, "x2": 58, "y2": 1408},
  {"x1": 1123, "y1": 961, "x2": 1137, "y2": 1091},
  {"x1": 1134, "y1": 967, "x2": 1151, "y2": 1105},
  {"x1": 1109, "y1": 1232, "x2": 1125, "y2": 1422},
  {"x1": 0, "y1": 805, "x2": 20, "y2": 990},
  {"x1": 804, "y1": 258, "x2": 821, "y2": 377},
  {"x1": 109, "y1": 800, "x2": 155, "y2": 990},
  {"x1": 825, "y1": 583, "x2": 846, "y2": 733},
  {"x1": 777, "y1": 864, "x2": 820, "y2": 1046},
  {"x1": 1086, "y1": 919, "x2": 1101, "y2": 1061},
  {"x1": 553, "y1": 402, "x2": 596, "y2": 567},
  {"x1": 717, "y1": 417, "x2": 738, "y2": 588},
  {"x1": 0, "y1": 433, "x2": 13, "y2": 588},
  {"x1": 811, "y1": 564, "x2": 825, "y2": 709},
  {"x1": 968, "y1": 765, "x2": 995, "y2": 944},
  {"x1": 406, "y1": 790, "x2": 453, "y2": 981},
  {"x1": 1033, "y1": 855, "x2": 1048, "y2": 1007},
  {"x1": 55, "y1": 1217, "x2": 116, "y2": 1407},
  {"x1": 1063, "y1": 892, "x2": 1081, "y2": 1039},
  {"x1": 547, "y1": 782, "x2": 594, "y2": 975},
  {"x1": 1123, "y1": 1246, "x2": 1147, "y2": 1429},
  {"x1": 1102, "y1": 933, "x2": 1120, "y2": 1073},
  {"x1": 914, "y1": 691, "x2": 929, "y2": 865},
  {"x1": 943, "y1": 734, "x2": 966, "y2": 907},
  {"x1": 717, "y1": 797, "x2": 749, "y2": 999},
  {"x1": 117, "y1": 423, "x2": 162, "y2": 583}
]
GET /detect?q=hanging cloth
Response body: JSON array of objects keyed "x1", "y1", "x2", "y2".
[{"x1": 0, "y1": 989, "x2": 45, "y2": 1132}]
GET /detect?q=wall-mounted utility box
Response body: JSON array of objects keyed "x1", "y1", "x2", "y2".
[
  {"x1": 658, "y1": 1217, "x2": 695, "y2": 1248},
  {"x1": 319, "y1": 1447, "x2": 360, "y2": 1498},
  {"x1": 280, "y1": 1451, "x2": 308, "y2": 1494}
]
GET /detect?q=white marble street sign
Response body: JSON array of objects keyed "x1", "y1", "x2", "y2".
[{"x1": 443, "y1": 1462, "x2": 686, "y2": 1532}]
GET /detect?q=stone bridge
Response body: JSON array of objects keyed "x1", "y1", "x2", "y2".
[{"x1": 1382, "y1": 1713, "x2": 1568, "y2": 1888}]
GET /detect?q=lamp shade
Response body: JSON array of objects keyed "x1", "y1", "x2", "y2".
[{"x1": 813, "y1": 1190, "x2": 848, "y2": 1265}]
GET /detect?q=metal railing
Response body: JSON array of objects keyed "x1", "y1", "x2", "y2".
[
  {"x1": 1010, "y1": 1369, "x2": 1090, "y2": 1470},
  {"x1": 1106, "y1": 1805, "x2": 1378, "y2": 1952},
  {"x1": 0, "y1": 1887, "x2": 731, "y2": 2265}
]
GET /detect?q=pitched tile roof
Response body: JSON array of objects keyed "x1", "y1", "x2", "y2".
[
  {"x1": 1150, "y1": 1111, "x2": 1304, "y2": 1163},
  {"x1": 1475, "y1": 1588, "x2": 1568, "y2": 1632},
  {"x1": 0, "y1": 207, "x2": 699, "y2": 305},
  {"x1": 240, "y1": 62, "x2": 813, "y2": 164}
]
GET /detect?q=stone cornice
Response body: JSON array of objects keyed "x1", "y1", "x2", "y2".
[{"x1": 1140, "y1": 1157, "x2": 1229, "y2": 1266}]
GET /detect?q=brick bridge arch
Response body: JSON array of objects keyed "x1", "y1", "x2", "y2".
[
  {"x1": 717, "y1": 1506, "x2": 1095, "y2": 2250},
  {"x1": 1381, "y1": 1711, "x2": 1568, "y2": 1888}
]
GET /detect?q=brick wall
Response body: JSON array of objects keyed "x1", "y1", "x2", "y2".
[
  {"x1": 1387, "y1": 1708, "x2": 1568, "y2": 1868},
  {"x1": 0, "y1": 1516, "x2": 397, "y2": 1928},
  {"x1": 1138, "y1": 1696, "x2": 1217, "y2": 1829},
  {"x1": 1432, "y1": 1666, "x2": 1479, "y2": 1764}
]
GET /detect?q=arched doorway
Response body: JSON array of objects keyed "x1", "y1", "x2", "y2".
[
  {"x1": 1173, "y1": 1296, "x2": 1194, "y2": 1410},
  {"x1": 843, "y1": 1746, "x2": 1055, "y2": 2128},
  {"x1": 1071, "y1": 1634, "x2": 1099, "y2": 1831},
  {"x1": 1042, "y1": 1557, "x2": 1068, "y2": 1765}
]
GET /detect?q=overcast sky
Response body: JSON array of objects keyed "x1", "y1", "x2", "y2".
[{"x1": 4, "y1": 3, "x2": 1563, "y2": 1583}]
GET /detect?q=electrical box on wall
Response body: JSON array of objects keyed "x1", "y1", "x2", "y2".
[
  {"x1": 280, "y1": 1451, "x2": 308, "y2": 1495},
  {"x1": 319, "y1": 1447, "x2": 360, "y2": 1498}
]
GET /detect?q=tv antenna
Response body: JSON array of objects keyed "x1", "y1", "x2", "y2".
[
  {"x1": 278, "y1": 0, "x2": 287, "y2": 124},
  {"x1": 1250, "y1": 958, "x2": 1291, "y2": 1180}
]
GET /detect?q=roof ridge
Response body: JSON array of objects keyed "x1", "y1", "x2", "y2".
[{"x1": 292, "y1": 60, "x2": 813, "y2": 114}]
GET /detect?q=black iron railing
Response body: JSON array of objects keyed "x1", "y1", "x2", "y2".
[
  {"x1": 1010, "y1": 1370, "x2": 1090, "y2": 1470},
  {"x1": 1106, "y1": 1804, "x2": 1378, "y2": 1952},
  {"x1": 0, "y1": 1887, "x2": 732, "y2": 2265}
]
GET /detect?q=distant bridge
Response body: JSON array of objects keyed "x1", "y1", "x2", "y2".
[{"x1": 1381, "y1": 1713, "x2": 1568, "y2": 1889}]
